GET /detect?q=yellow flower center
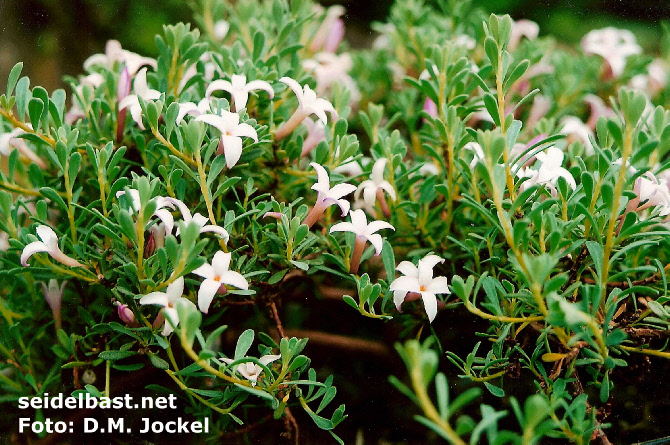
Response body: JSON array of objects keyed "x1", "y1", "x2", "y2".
[{"x1": 420, "y1": 285, "x2": 426, "y2": 292}]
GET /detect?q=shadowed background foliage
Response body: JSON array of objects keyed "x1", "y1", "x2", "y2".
[{"x1": 1, "y1": 0, "x2": 669, "y2": 91}]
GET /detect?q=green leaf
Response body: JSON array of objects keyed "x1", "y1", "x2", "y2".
[
  {"x1": 235, "y1": 329, "x2": 255, "y2": 360},
  {"x1": 99, "y1": 350, "x2": 137, "y2": 361},
  {"x1": 483, "y1": 382, "x2": 504, "y2": 397},
  {"x1": 148, "y1": 354, "x2": 169, "y2": 370},
  {"x1": 39, "y1": 187, "x2": 68, "y2": 212},
  {"x1": 6, "y1": 62, "x2": 23, "y2": 98},
  {"x1": 28, "y1": 98, "x2": 45, "y2": 129}
]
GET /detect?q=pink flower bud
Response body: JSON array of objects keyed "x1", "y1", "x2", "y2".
[
  {"x1": 116, "y1": 302, "x2": 136, "y2": 325},
  {"x1": 423, "y1": 98, "x2": 438, "y2": 119},
  {"x1": 323, "y1": 18, "x2": 345, "y2": 53}
]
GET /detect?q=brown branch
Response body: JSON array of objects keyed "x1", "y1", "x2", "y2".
[
  {"x1": 284, "y1": 329, "x2": 393, "y2": 358},
  {"x1": 269, "y1": 301, "x2": 286, "y2": 339}
]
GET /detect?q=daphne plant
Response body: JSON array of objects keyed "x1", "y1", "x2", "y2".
[{"x1": 2, "y1": 0, "x2": 670, "y2": 443}]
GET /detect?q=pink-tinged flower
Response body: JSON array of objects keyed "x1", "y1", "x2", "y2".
[
  {"x1": 67, "y1": 72, "x2": 106, "y2": 124},
  {"x1": 192, "y1": 251, "x2": 248, "y2": 313},
  {"x1": 423, "y1": 98, "x2": 438, "y2": 119},
  {"x1": 631, "y1": 59, "x2": 668, "y2": 97},
  {"x1": 116, "y1": 302, "x2": 136, "y2": 325},
  {"x1": 302, "y1": 53, "x2": 360, "y2": 102},
  {"x1": 0, "y1": 127, "x2": 47, "y2": 169},
  {"x1": 390, "y1": 255, "x2": 450, "y2": 323},
  {"x1": 84, "y1": 40, "x2": 157, "y2": 76},
  {"x1": 560, "y1": 116, "x2": 594, "y2": 155},
  {"x1": 116, "y1": 67, "x2": 132, "y2": 141},
  {"x1": 41, "y1": 279, "x2": 66, "y2": 331},
  {"x1": 310, "y1": 5, "x2": 346, "y2": 53},
  {"x1": 165, "y1": 198, "x2": 229, "y2": 242},
  {"x1": 176, "y1": 98, "x2": 211, "y2": 125},
  {"x1": 140, "y1": 277, "x2": 192, "y2": 336},
  {"x1": 635, "y1": 173, "x2": 670, "y2": 216},
  {"x1": 303, "y1": 162, "x2": 357, "y2": 228},
  {"x1": 220, "y1": 354, "x2": 281, "y2": 386},
  {"x1": 195, "y1": 110, "x2": 258, "y2": 169},
  {"x1": 21, "y1": 225, "x2": 84, "y2": 268},
  {"x1": 301, "y1": 117, "x2": 326, "y2": 157},
  {"x1": 0, "y1": 231, "x2": 8, "y2": 252},
  {"x1": 355, "y1": 158, "x2": 396, "y2": 218},
  {"x1": 116, "y1": 189, "x2": 177, "y2": 234},
  {"x1": 206, "y1": 75, "x2": 274, "y2": 111},
  {"x1": 581, "y1": 27, "x2": 642, "y2": 77},
  {"x1": 330, "y1": 209, "x2": 394, "y2": 274},
  {"x1": 584, "y1": 94, "x2": 616, "y2": 130},
  {"x1": 509, "y1": 19, "x2": 539, "y2": 50},
  {"x1": 118, "y1": 68, "x2": 162, "y2": 130},
  {"x1": 275, "y1": 77, "x2": 337, "y2": 141},
  {"x1": 526, "y1": 94, "x2": 551, "y2": 130}
]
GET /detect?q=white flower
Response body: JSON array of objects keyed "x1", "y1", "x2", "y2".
[
  {"x1": 509, "y1": 19, "x2": 539, "y2": 50},
  {"x1": 330, "y1": 209, "x2": 394, "y2": 273},
  {"x1": 355, "y1": 158, "x2": 396, "y2": 216},
  {"x1": 176, "y1": 98, "x2": 211, "y2": 125},
  {"x1": 206, "y1": 74, "x2": 274, "y2": 111},
  {"x1": 220, "y1": 354, "x2": 281, "y2": 386},
  {"x1": 303, "y1": 162, "x2": 357, "y2": 227},
  {"x1": 636, "y1": 173, "x2": 670, "y2": 216},
  {"x1": 275, "y1": 77, "x2": 338, "y2": 141},
  {"x1": 21, "y1": 225, "x2": 84, "y2": 268},
  {"x1": 0, "y1": 127, "x2": 47, "y2": 168},
  {"x1": 41, "y1": 279, "x2": 66, "y2": 331},
  {"x1": 581, "y1": 27, "x2": 642, "y2": 77},
  {"x1": 166, "y1": 198, "x2": 229, "y2": 241},
  {"x1": 419, "y1": 163, "x2": 440, "y2": 176},
  {"x1": 116, "y1": 189, "x2": 177, "y2": 234},
  {"x1": 140, "y1": 277, "x2": 191, "y2": 336},
  {"x1": 454, "y1": 34, "x2": 476, "y2": 50},
  {"x1": 631, "y1": 58, "x2": 668, "y2": 96},
  {"x1": 195, "y1": 110, "x2": 258, "y2": 169},
  {"x1": 463, "y1": 142, "x2": 485, "y2": 169},
  {"x1": 302, "y1": 53, "x2": 360, "y2": 102},
  {"x1": 522, "y1": 146, "x2": 576, "y2": 192},
  {"x1": 118, "y1": 68, "x2": 162, "y2": 130},
  {"x1": 389, "y1": 255, "x2": 450, "y2": 323},
  {"x1": 301, "y1": 117, "x2": 326, "y2": 157},
  {"x1": 192, "y1": 252, "x2": 249, "y2": 314},
  {"x1": 84, "y1": 40, "x2": 157, "y2": 76},
  {"x1": 560, "y1": 116, "x2": 594, "y2": 155},
  {"x1": 213, "y1": 20, "x2": 230, "y2": 41}
]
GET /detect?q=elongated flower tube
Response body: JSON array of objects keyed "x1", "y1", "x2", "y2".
[
  {"x1": 274, "y1": 77, "x2": 337, "y2": 141},
  {"x1": 118, "y1": 68, "x2": 162, "y2": 130},
  {"x1": 301, "y1": 117, "x2": 326, "y2": 157},
  {"x1": 390, "y1": 255, "x2": 450, "y2": 323},
  {"x1": 195, "y1": 110, "x2": 258, "y2": 169},
  {"x1": 21, "y1": 225, "x2": 84, "y2": 268},
  {"x1": 41, "y1": 279, "x2": 66, "y2": 331},
  {"x1": 355, "y1": 158, "x2": 396, "y2": 218},
  {"x1": 330, "y1": 209, "x2": 394, "y2": 274},
  {"x1": 140, "y1": 277, "x2": 191, "y2": 336},
  {"x1": 192, "y1": 251, "x2": 248, "y2": 313},
  {"x1": 303, "y1": 162, "x2": 356, "y2": 228},
  {"x1": 220, "y1": 354, "x2": 281, "y2": 386},
  {"x1": 206, "y1": 74, "x2": 274, "y2": 111},
  {"x1": 116, "y1": 67, "x2": 131, "y2": 142}
]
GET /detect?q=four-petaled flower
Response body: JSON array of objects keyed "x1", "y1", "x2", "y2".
[
  {"x1": 390, "y1": 255, "x2": 451, "y2": 323},
  {"x1": 116, "y1": 189, "x2": 178, "y2": 234},
  {"x1": 192, "y1": 251, "x2": 249, "y2": 314},
  {"x1": 206, "y1": 74, "x2": 274, "y2": 111},
  {"x1": 21, "y1": 225, "x2": 84, "y2": 268},
  {"x1": 581, "y1": 27, "x2": 642, "y2": 77},
  {"x1": 196, "y1": 110, "x2": 258, "y2": 169},
  {"x1": 166, "y1": 198, "x2": 230, "y2": 242},
  {"x1": 140, "y1": 277, "x2": 192, "y2": 336},
  {"x1": 220, "y1": 354, "x2": 281, "y2": 386},
  {"x1": 330, "y1": 209, "x2": 394, "y2": 274},
  {"x1": 303, "y1": 162, "x2": 357, "y2": 228},
  {"x1": 275, "y1": 77, "x2": 337, "y2": 141},
  {"x1": 355, "y1": 158, "x2": 396, "y2": 218},
  {"x1": 118, "y1": 68, "x2": 162, "y2": 130}
]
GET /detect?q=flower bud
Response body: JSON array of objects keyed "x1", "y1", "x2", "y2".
[{"x1": 116, "y1": 302, "x2": 136, "y2": 325}]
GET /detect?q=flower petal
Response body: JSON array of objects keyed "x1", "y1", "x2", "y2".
[
  {"x1": 221, "y1": 135, "x2": 243, "y2": 168},
  {"x1": 280, "y1": 77, "x2": 305, "y2": 107},
  {"x1": 212, "y1": 251, "x2": 232, "y2": 274},
  {"x1": 219, "y1": 271, "x2": 249, "y2": 290},
  {"x1": 206, "y1": 79, "x2": 233, "y2": 98},
  {"x1": 329, "y1": 221, "x2": 355, "y2": 234},
  {"x1": 365, "y1": 233, "x2": 384, "y2": 256},
  {"x1": 426, "y1": 276, "x2": 451, "y2": 295},
  {"x1": 393, "y1": 289, "x2": 408, "y2": 309},
  {"x1": 232, "y1": 123, "x2": 258, "y2": 142},
  {"x1": 259, "y1": 354, "x2": 281, "y2": 366},
  {"x1": 389, "y1": 276, "x2": 421, "y2": 293},
  {"x1": 198, "y1": 278, "x2": 221, "y2": 313},
  {"x1": 21, "y1": 241, "x2": 49, "y2": 266},
  {"x1": 192, "y1": 263, "x2": 215, "y2": 280},
  {"x1": 396, "y1": 261, "x2": 419, "y2": 278},
  {"x1": 140, "y1": 291, "x2": 169, "y2": 307},
  {"x1": 421, "y1": 292, "x2": 438, "y2": 323}
]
